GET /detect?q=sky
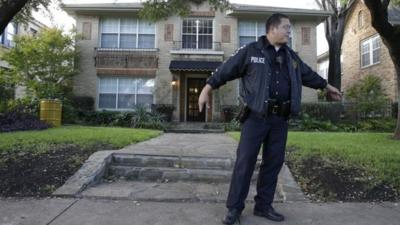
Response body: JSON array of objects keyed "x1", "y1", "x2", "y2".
[{"x1": 32, "y1": 0, "x2": 328, "y2": 54}]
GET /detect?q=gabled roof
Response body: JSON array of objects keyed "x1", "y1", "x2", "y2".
[
  {"x1": 61, "y1": 3, "x2": 143, "y2": 15},
  {"x1": 62, "y1": 2, "x2": 332, "y2": 22},
  {"x1": 228, "y1": 3, "x2": 332, "y2": 22}
]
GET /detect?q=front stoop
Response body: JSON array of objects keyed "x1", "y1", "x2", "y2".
[{"x1": 53, "y1": 152, "x2": 306, "y2": 203}]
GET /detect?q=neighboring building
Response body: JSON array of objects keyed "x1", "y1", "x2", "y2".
[
  {"x1": 0, "y1": 19, "x2": 47, "y2": 98},
  {"x1": 62, "y1": 2, "x2": 330, "y2": 122},
  {"x1": 317, "y1": 51, "x2": 329, "y2": 80},
  {"x1": 341, "y1": 0, "x2": 400, "y2": 101}
]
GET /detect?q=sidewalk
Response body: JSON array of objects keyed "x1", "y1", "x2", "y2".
[{"x1": 1, "y1": 197, "x2": 399, "y2": 225}]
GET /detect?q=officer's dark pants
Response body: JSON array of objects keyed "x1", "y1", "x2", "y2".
[{"x1": 226, "y1": 112, "x2": 288, "y2": 211}]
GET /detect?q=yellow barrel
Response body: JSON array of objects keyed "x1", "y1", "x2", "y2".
[{"x1": 40, "y1": 99, "x2": 62, "y2": 127}]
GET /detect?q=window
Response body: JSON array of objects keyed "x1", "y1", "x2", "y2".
[
  {"x1": 238, "y1": 20, "x2": 293, "y2": 48},
  {"x1": 0, "y1": 23, "x2": 17, "y2": 47},
  {"x1": 100, "y1": 17, "x2": 155, "y2": 49},
  {"x1": 361, "y1": 35, "x2": 381, "y2": 68},
  {"x1": 182, "y1": 18, "x2": 213, "y2": 49},
  {"x1": 238, "y1": 20, "x2": 265, "y2": 47},
  {"x1": 98, "y1": 77, "x2": 155, "y2": 110}
]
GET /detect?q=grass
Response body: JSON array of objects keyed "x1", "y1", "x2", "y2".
[
  {"x1": 0, "y1": 125, "x2": 162, "y2": 153},
  {"x1": 228, "y1": 131, "x2": 400, "y2": 190}
]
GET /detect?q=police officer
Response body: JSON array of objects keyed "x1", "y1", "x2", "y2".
[{"x1": 198, "y1": 13, "x2": 341, "y2": 224}]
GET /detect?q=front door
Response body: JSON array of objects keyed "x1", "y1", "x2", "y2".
[{"x1": 187, "y1": 78, "x2": 206, "y2": 122}]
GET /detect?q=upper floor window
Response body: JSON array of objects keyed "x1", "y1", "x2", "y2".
[
  {"x1": 182, "y1": 18, "x2": 213, "y2": 49},
  {"x1": 0, "y1": 23, "x2": 17, "y2": 48},
  {"x1": 238, "y1": 20, "x2": 293, "y2": 48},
  {"x1": 361, "y1": 35, "x2": 380, "y2": 68},
  {"x1": 238, "y1": 20, "x2": 265, "y2": 47},
  {"x1": 98, "y1": 77, "x2": 155, "y2": 110},
  {"x1": 100, "y1": 17, "x2": 155, "y2": 49}
]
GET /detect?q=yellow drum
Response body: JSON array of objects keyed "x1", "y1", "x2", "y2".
[{"x1": 40, "y1": 99, "x2": 62, "y2": 127}]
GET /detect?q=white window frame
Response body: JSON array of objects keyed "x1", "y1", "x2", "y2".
[
  {"x1": 181, "y1": 18, "x2": 214, "y2": 50},
  {"x1": 99, "y1": 17, "x2": 155, "y2": 49},
  {"x1": 360, "y1": 35, "x2": 381, "y2": 68},
  {"x1": 238, "y1": 20, "x2": 293, "y2": 48},
  {"x1": 1, "y1": 23, "x2": 17, "y2": 48},
  {"x1": 97, "y1": 77, "x2": 155, "y2": 111}
]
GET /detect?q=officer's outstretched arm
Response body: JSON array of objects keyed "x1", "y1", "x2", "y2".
[
  {"x1": 206, "y1": 45, "x2": 248, "y2": 90},
  {"x1": 198, "y1": 45, "x2": 249, "y2": 112}
]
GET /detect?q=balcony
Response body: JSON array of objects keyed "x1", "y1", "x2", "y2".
[
  {"x1": 94, "y1": 48, "x2": 158, "y2": 68},
  {"x1": 94, "y1": 48, "x2": 159, "y2": 76}
]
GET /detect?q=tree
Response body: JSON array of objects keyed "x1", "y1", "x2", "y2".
[
  {"x1": 363, "y1": 0, "x2": 400, "y2": 139},
  {"x1": 0, "y1": 0, "x2": 56, "y2": 34},
  {"x1": 315, "y1": 0, "x2": 355, "y2": 95},
  {"x1": 139, "y1": 0, "x2": 230, "y2": 21},
  {"x1": 0, "y1": 28, "x2": 79, "y2": 100}
]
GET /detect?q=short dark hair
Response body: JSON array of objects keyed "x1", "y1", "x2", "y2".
[{"x1": 266, "y1": 13, "x2": 289, "y2": 33}]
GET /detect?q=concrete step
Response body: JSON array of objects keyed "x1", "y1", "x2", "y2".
[
  {"x1": 107, "y1": 165, "x2": 259, "y2": 183},
  {"x1": 111, "y1": 153, "x2": 235, "y2": 170},
  {"x1": 164, "y1": 128, "x2": 225, "y2": 133},
  {"x1": 164, "y1": 123, "x2": 225, "y2": 133},
  {"x1": 81, "y1": 180, "x2": 284, "y2": 203}
]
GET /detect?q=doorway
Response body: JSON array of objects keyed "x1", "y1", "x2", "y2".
[{"x1": 186, "y1": 78, "x2": 206, "y2": 122}]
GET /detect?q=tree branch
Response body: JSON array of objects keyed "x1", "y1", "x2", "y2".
[
  {"x1": 364, "y1": 0, "x2": 393, "y2": 38},
  {"x1": 315, "y1": 0, "x2": 324, "y2": 9}
]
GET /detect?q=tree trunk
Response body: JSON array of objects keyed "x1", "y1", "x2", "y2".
[
  {"x1": 363, "y1": 0, "x2": 400, "y2": 139},
  {"x1": 395, "y1": 64, "x2": 400, "y2": 139},
  {"x1": 0, "y1": 0, "x2": 29, "y2": 34},
  {"x1": 325, "y1": 4, "x2": 348, "y2": 100},
  {"x1": 388, "y1": 39, "x2": 400, "y2": 139}
]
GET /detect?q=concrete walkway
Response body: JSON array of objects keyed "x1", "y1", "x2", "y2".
[
  {"x1": 2, "y1": 133, "x2": 400, "y2": 225},
  {"x1": 1, "y1": 197, "x2": 399, "y2": 225}
]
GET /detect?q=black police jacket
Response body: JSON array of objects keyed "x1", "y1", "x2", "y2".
[{"x1": 206, "y1": 35, "x2": 327, "y2": 116}]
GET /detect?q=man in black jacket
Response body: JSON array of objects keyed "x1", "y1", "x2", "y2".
[{"x1": 198, "y1": 13, "x2": 341, "y2": 224}]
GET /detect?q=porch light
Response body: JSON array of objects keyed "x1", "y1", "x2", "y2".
[{"x1": 171, "y1": 77, "x2": 177, "y2": 86}]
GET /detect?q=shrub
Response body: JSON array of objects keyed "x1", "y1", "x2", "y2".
[
  {"x1": 0, "y1": 106, "x2": 50, "y2": 132},
  {"x1": 71, "y1": 96, "x2": 94, "y2": 111},
  {"x1": 290, "y1": 113, "x2": 339, "y2": 131},
  {"x1": 224, "y1": 118, "x2": 241, "y2": 131},
  {"x1": 346, "y1": 74, "x2": 389, "y2": 118},
  {"x1": 131, "y1": 106, "x2": 164, "y2": 130},
  {"x1": 301, "y1": 102, "x2": 344, "y2": 122},
  {"x1": 221, "y1": 105, "x2": 239, "y2": 122},
  {"x1": 151, "y1": 104, "x2": 175, "y2": 122}
]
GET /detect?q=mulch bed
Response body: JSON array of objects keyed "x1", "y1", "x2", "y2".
[
  {"x1": 286, "y1": 151, "x2": 399, "y2": 202},
  {"x1": 0, "y1": 143, "x2": 112, "y2": 197}
]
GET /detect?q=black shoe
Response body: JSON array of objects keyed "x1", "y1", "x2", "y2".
[
  {"x1": 222, "y1": 208, "x2": 241, "y2": 225},
  {"x1": 254, "y1": 205, "x2": 285, "y2": 222}
]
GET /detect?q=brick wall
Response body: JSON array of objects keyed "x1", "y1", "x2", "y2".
[{"x1": 342, "y1": 0, "x2": 398, "y2": 101}]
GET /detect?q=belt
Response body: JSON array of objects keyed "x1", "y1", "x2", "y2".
[{"x1": 251, "y1": 99, "x2": 291, "y2": 119}]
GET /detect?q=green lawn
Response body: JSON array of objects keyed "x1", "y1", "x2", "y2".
[
  {"x1": 228, "y1": 131, "x2": 400, "y2": 198},
  {"x1": 0, "y1": 125, "x2": 162, "y2": 153}
]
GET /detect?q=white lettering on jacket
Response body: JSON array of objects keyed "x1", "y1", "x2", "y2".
[{"x1": 250, "y1": 56, "x2": 265, "y2": 64}]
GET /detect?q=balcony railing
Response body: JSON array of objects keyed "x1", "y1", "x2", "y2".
[
  {"x1": 94, "y1": 48, "x2": 159, "y2": 68},
  {"x1": 172, "y1": 41, "x2": 222, "y2": 51}
]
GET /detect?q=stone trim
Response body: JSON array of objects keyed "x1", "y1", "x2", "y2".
[
  {"x1": 96, "y1": 68, "x2": 157, "y2": 76},
  {"x1": 190, "y1": 11, "x2": 215, "y2": 17}
]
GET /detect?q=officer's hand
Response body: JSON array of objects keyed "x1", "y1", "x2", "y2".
[
  {"x1": 326, "y1": 84, "x2": 342, "y2": 101},
  {"x1": 198, "y1": 84, "x2": 212, "y2": 112}
]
